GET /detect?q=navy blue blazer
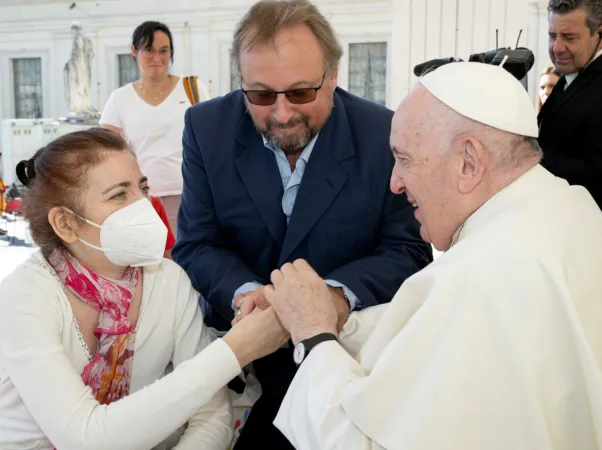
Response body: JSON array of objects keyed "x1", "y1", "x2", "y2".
[{"x1": 173, "y1": 87, "x2": 433, "y2": 330}]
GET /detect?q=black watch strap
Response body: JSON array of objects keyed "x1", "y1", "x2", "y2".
[
  {"x1": 306, "y1": 332, "x2": 337, "y2": 350},
  {"x1": 298, "y1": 332, "x2": 338, "y2": 363}
]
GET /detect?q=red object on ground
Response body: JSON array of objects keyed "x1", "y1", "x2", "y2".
[{"x1": 5, "y1": 198, "x2": 23, "y2": 214}]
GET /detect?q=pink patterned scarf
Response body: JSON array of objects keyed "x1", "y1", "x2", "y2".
[{"x1": 48, "y1": 246, "x2": 140, "y2": 405}]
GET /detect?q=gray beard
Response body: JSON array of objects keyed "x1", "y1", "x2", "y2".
[
  {"x1": 246, "y1": 99, "x2": 334, "y2": 153},
  {"x1": 263, "y1": 118, "x2": 313, "y2": 153}
]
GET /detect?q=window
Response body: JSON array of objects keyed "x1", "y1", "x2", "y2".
[
  {"x1": 118, "y1": 54, "x2": 139, "y2": 87},
  {"x1": 230, "y1": 56, "x2": 241, "y2": 92},
  {"x1": 348, "y1": 42, "x2": 387, "y2": 105},
  {"x1": 12, "y1": 58, "x2": 43, "y2": 119}
]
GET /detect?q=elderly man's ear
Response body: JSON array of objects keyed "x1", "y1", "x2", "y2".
[{"x1": 458, "y1": 137, "x2": 486, "y2": 194}]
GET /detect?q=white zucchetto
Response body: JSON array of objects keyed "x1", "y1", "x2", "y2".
[{"x1": 419, "y1": 62, "x2": 539, "y2": 137}]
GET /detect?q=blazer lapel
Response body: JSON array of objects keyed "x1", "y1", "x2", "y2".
[
  {"x1": 552, "y1": 75, "x2": 594, "y2": 113},
  {"x1": 279, "y1": 92, "x2": 355, "y2": 264},
  {"x1": 546, "y1": 56, "x2": 602, "y2": 116},
  {"x1": 235, "y1": 114, "x2": 287, "y2": 247}
]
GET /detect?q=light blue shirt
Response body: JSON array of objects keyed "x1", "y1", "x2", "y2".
[
  {"x1": 266, "y1": 134, "x2": 317, "y2": 223},
  {"x1": 232, "y1": 134, "x2": 360, "y2": 311}
]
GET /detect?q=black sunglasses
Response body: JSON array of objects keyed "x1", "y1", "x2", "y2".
[{"x1": 242, "y1": 73, "x2": 326, "y2": 106}]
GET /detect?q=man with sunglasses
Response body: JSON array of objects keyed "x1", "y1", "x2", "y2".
[{"x1": 173, "y1": 1, "x2": 432, "y2": 448}]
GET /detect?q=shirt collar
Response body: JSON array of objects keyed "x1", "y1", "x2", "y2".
[
  {"x1": 565, "y1": 72, "x2": 578, "y2": 88},
  {"x1": 564, "y1": 48, "x2": 602, "y2": 88},
  {"x1": 261, "y1": 133, "x2": 320, "y2": 164}
]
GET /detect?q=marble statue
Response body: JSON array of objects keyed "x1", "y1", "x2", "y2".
[{"x1": 64, "y1": 22, "x2": 98, "y2": 119}]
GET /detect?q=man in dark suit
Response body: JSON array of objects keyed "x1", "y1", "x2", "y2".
[
  {"x1": 538, "y1": 0, "x2": 602, "y2": 208},
  {"x1": 172, "y1": 0, "x2": 432, "y2": 447}
]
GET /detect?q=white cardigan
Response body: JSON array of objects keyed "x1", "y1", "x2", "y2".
[{"x1": 0, "y1": 252, "x2": 241, "y2": 450}]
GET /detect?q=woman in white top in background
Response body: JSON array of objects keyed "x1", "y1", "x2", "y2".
[
  {"x1": 100, "y1": 21, "x2": 208, "y2": 235},
  {"x1": 0, "y1": 128, "x2": 288, "y2": 450}
]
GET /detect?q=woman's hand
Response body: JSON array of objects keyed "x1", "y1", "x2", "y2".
[{"x1": 223, "y1": 307, "x2": 289, "y2": 368}]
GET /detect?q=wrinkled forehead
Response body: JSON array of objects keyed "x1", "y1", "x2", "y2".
[
  {"x1": 391, "y1": 87, "x2": 432, "y2": 138},
  {"x1": 392, "y1": 86, "x2": 458, "y2": 157}
]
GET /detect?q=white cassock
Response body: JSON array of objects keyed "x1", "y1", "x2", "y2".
[{"x1": 274, "y1": 165, "x2": 602, "y2": 450}]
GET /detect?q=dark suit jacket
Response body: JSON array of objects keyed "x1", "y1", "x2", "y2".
[
  {"x1": 538, "y1": 55, "x2": 602, "y2": 209},
  {"x1": 173, "y1": 87, "x2": 433, "y2": 330}
]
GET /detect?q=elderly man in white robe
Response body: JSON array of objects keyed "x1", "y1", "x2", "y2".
[{"x1": 254, "y1": 62, "x2": 602, "y2": 449}]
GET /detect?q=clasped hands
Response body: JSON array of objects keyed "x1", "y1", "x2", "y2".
[{"x1": 223, "y1": 260, "x2": 350, "y2": 368}]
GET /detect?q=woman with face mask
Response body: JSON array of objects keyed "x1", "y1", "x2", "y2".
[{"x1": 0, "y1": 128, "x2": 288, "y2": 450}]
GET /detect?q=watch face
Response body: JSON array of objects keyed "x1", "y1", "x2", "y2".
[{"x1": 293, "y1": 343, "x2": 306, "y2": 365}]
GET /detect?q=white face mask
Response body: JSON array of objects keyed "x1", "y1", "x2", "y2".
[{"x1": 64, "y1": 197, "x2": 168, "y2": 267}]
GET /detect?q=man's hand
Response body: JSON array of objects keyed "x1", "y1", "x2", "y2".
[
  {"x1": 223, "y1": 307, "x2": 290, "y2": 368},
  {"x1": 232, "y1": 285, "x2": 270, "y2": 326},
  {"x1": 264, "y1": 259, "x2": 338, "y2": 345}
]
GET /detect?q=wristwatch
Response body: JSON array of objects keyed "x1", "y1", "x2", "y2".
[{"x1": 293, "y1": 333, "x2": 338, "y2": 366}]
